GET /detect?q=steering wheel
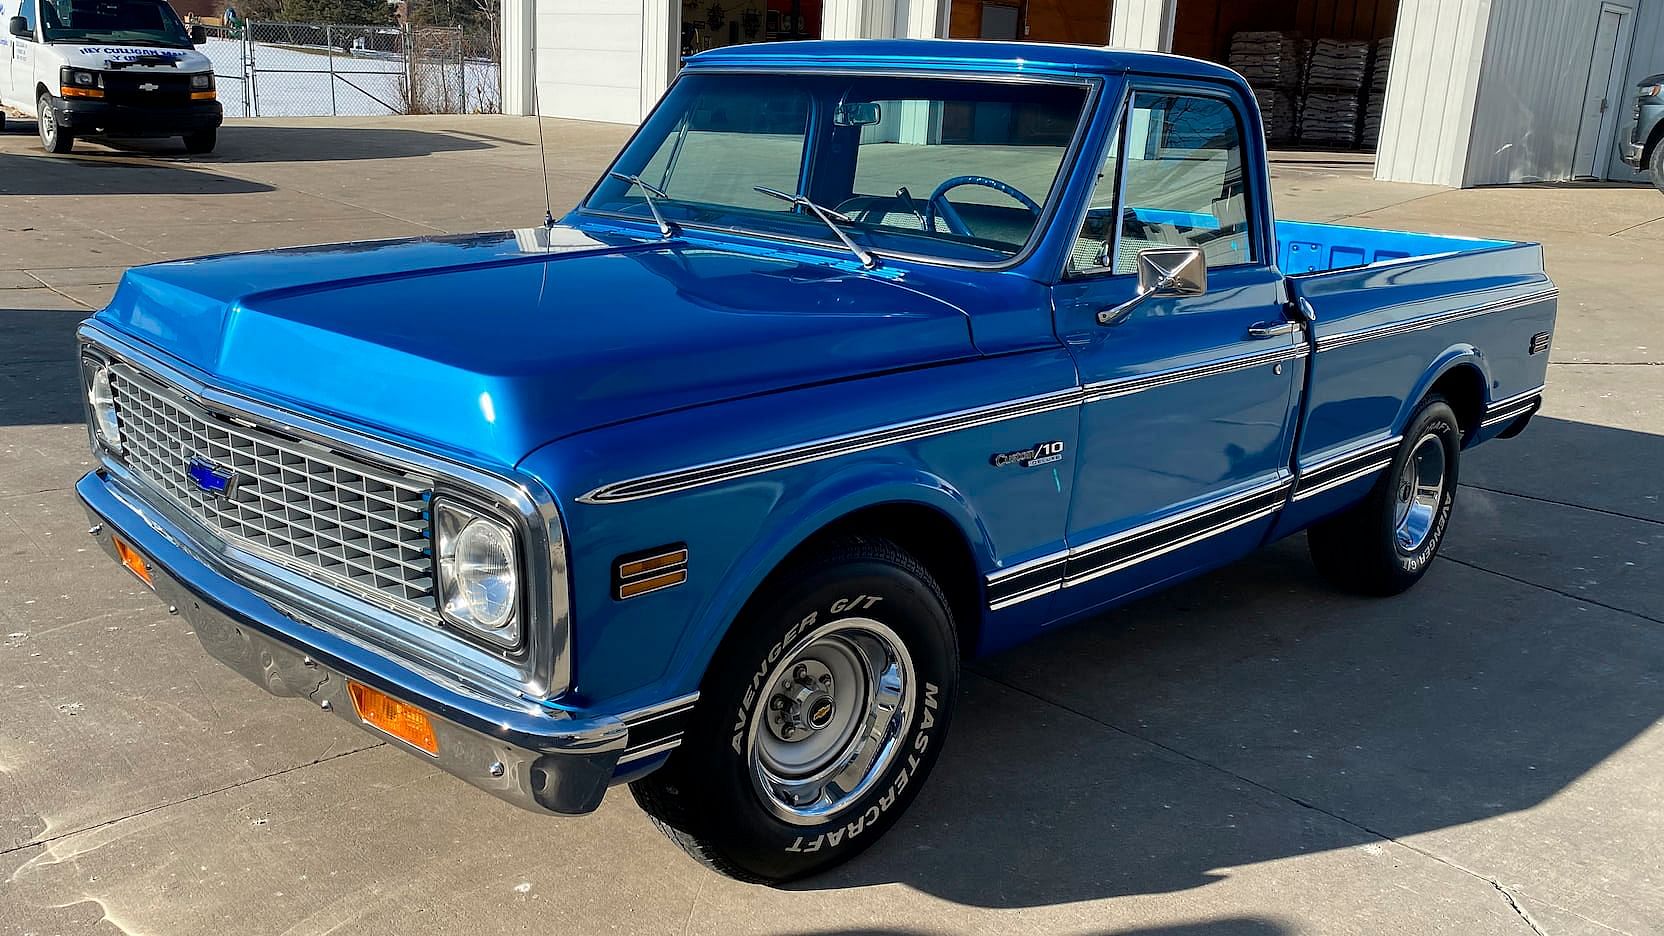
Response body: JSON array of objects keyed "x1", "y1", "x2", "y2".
[{"x1": 925, "y1": 175, "x2": 1042, "y2": 237}]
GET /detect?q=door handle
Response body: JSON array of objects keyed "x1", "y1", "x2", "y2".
[{"x1": 1246, "y1": 321, "x2": 1298, "y2": 339}]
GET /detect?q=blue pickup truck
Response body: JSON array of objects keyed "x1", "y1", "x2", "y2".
[{"x1": 75, "y1": 40, "x2": 1556, "y2": 883}]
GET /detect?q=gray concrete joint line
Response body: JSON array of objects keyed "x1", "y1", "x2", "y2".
[
  {"x1": 1441, "y1": 555, "x2": 1664, "y2": 626},
  {"x1": 0, "y1": 741, "x2": 383, "y2": 859},
  {"x1": 1458, "y1": 481, "x2": 1664, "y2": 528},
  {"x1": 968, "y1": 663, "x2": 1603, "y2": 933},
  {"x1": 1492, "y1": 880, "x2": 1549, "y2": 936}
]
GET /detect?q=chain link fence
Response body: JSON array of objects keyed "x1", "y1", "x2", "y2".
[{"x1": 200, "y1": 20, "x2": 500, "y2": 117}]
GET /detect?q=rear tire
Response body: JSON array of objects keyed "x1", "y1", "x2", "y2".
[
  {"x1": 631, "y1": 536, "x2": 959, "y2": 884},
  {"x1": 1309, "y1": 396, "x2": 1462, "y2": 596},
  {"x1": 183, "y1": 129, "x2": 216, "y2": 154},
  {"x1": 38, "y1": 94, "x2": 73, "y2": 154},
  {"x1": 1649, "y1": 142, "x2": 1664, "y2": 194}
]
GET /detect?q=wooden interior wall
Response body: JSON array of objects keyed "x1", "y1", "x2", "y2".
[
  {"x1": 1171, "y1": 0, "x2": 1399, "y2": 61},
  {"x1": 948, "y1": 0, "x2": 1109, "y2": 44}
]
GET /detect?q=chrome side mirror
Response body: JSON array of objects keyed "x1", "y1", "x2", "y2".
[{"x1": 1097, "y1": 246, "x2": 1207, "y2": 326}]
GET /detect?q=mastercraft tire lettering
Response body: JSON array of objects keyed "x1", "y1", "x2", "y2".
[{"x1": 630, "y1": 537, "x2": 959, "y2": 883}]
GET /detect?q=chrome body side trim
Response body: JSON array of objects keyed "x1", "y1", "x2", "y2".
[
  {"x1": 986, "y1": 477, "x2": 1292, "y2": 610},
  {"x1": 1291, "y1": 435, "x2": 1401, "y2": 502},
  {"x1": 1083, "y1": 344, "x2": 1306, "y2": 403},
  {"x1": 579, "y1": 388, "x2": 1083, "y2": 504},
  {"x1": 1315, "y1": 288, "x2": 1559, "y2": 353},
  {"x1": 1481, "y1": 392, "x2": 1544, "y2": 428},
  {"x1": 584, "y1": 347, "x2": 1309, "y2": 506}
]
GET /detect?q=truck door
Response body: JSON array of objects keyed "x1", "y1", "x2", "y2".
[{"x1": 1049, "y1": 83, "x2": 1302, "y2": 614}]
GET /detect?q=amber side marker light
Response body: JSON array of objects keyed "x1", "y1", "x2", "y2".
[
  {"x1": 614, "y1": 545, "x2": 689, "y2": 600},
  {"x1": 347, "y1": 681, "x2": 439, "y2": 755},
  {"x1": 111, "y1": 535, "x2": 154, "y2": 589}
]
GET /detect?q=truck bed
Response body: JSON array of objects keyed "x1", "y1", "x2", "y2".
[{"x1": 1277, "y1": 219, "x2": 1555, "y2": 521}]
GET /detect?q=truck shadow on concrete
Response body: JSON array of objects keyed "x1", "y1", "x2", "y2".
[
  {"x1": 0, "y1": 307, "x2": 86, "y2": 426},
  {"x1": 783, "y1": 923, "x2": 1285, "y2": 936},
  {"x1": 0, "y1": 151, "x2": 273, "y2": 196},
  {"x1": 87, "y1": 124, "x2": 496, "y2": 164},
  {"x1": 796, "y1": 415, "x2": 1662, "y2": 908}
]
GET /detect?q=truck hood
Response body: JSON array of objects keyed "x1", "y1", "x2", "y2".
[
  {"x1": 55, "y1": 43, "x2": 212, "y2": 71},
  {"x1": 95, "y1": 228, "x2": 976, "y2": 466}
]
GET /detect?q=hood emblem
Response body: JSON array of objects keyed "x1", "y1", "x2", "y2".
[
  {"x1": 187, "y1": 456, "x2": 242, "y2": 500},
  {"x1": 138, "y1": 82, "x2": 159, "y2": 91}
]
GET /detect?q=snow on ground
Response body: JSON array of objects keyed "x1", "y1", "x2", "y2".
[{"x1": 201, "y1": 37, "x2": 498, "y2": 117}]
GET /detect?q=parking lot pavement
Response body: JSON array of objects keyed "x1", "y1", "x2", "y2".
[{"x1": 2, "y1": 117, "x2": 1661, "y2": 935}]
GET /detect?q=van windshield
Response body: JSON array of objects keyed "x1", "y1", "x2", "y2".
[{"x1": 41, "y1": 0, "x2": 193, "y2": 48}]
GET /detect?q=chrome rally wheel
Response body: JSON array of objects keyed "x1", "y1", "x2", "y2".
[
  {"x1": 629, "y1": 537, "x2": 958, "y2": 884},
  {"x1": 748, "y1": 619, "x2": 915, "y2": 825},
  {"x1": 1393, "y1": 431, "x2": 1448, "y2": 553}
]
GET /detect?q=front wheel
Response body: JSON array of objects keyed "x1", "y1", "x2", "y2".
[
  {"x1": 631, "y1": 537, "x2": 959, "y2": 883},
  {"x1": 38, "y1": 94, "x2": 73, "y2": 154},
  {"x1": 1649, "y1": 142, "x2": 1664, "y2": 194},
  {"x1": 1309, "y1": 396, "x2": 1462, "y2": 595},
  {"x1": 183, "y1": 129, "x2": 216, "y2": 154}
]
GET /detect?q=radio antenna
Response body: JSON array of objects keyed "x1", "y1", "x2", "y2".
[{"x1": 534, "y1": 82, "x2": 555, "y2": 228}]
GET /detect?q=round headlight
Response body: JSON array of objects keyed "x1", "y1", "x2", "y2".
[
  {"x1": 88, "y1": 363, "x2": 123, "y2": 454},
  {"x1": 440, "y1": 513, "x2": 518, "y2": 635}
]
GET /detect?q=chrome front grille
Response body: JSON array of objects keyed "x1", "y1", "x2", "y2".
[{"x1": 108, "y1": 364, "x2": 437, "y2": 614}]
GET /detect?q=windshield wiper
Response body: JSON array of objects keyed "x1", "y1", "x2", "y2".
[
  {"x1": 607, "y1": 171, "x2": 679, "y2": 239},
  {"x1": 752, "y1": 185, "x2": 876, "y2": 269}
]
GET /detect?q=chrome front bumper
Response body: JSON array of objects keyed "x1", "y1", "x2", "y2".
[{"x1": 78, "y1": 469, "x2": 629, "y2": 815}]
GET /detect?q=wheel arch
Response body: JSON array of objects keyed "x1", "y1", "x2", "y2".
[
  {"x1": 1397, "y1": 348, "x2": 1490, "y2": 444},
  {"x1": 1643, "y1": 118, "x2": 1664, "y2": 167},
  {"x1": 673, "y1": 470, "x2": 995, "y2": 697}
]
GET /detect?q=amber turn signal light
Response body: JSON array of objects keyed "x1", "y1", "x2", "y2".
[
  {"x1": 111, "y1": 535, "x2": 153, "y2": 589},
  {"x1": 347, "y1": 681, "x2": 439, "y2": 755}
]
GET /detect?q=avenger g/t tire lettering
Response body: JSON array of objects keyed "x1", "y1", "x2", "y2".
[
  {"x1": 630, "y1": 536, "x2": 958, "y2": 883},
  {"x1": 1309, "y1": 395, "x2": 1461, "y2": 596}
]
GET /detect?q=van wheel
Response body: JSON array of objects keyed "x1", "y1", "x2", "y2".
[
  {"x1": 183, "y1": 130, "x2": 216, "y2": 154},
  {"x1": 38, "y1": 94, "x2": 73, "y2": 154},
  {"x1": 1309, "y1": 396, "x2": 1461, "y2": 596},
  {"x1": 630, "y1": 537, "x2": 958, "y2": 884},
  {"x1": 1650, "y1": 143, "x2": 1664, "y2": 194}
]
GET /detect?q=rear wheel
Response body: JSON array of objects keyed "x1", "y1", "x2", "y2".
[
  {"x1": 1649, "y1": 141, "x2": 1664, "y2": 194},
  {"x1": 631, "y1": 537, "x2": 959, "y2": 883},
  {"x1": 183, "y1": 129, "x2": 216, "y2": 154},
  {"x1": 38, "y1": 94, "x2": 73, "y2": 154},
  {"x1": 1309, "y1": 396, "x2": 1461, "y2": 595}
]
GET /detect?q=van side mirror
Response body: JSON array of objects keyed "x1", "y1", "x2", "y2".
[
  {"x1": 1097, "y1": 247, "x2": 1207, "y2": 326},
  {"x1": 191, "y1": 23, "x2": 207, "y2": 43},
  {"x1": 9, "y1": 16, "x2": 30, "y2": 37}
]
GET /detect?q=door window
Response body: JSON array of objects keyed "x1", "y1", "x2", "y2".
[
  {"x1": 19, "y1": 0, "x2": 38, "y2": 33},
  {"x1": 1069, "y1": 90, "x2": 1255, "y2": 275}
]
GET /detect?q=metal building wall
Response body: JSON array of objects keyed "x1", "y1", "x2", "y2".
[
  {"x1": 1110, "y1": 0, "x2": 1176, "y2": 50},
  {"x1": 1372, "y1": 0, "x2": 1492, "y2": 186},
  {"x1": 1464, "y1": 0, "x2": 1640, "y2": 185}
]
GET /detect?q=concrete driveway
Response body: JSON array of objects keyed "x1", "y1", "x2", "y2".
[{"x1": 1, "y1": 117, "x2": 1661, "y2": 936}]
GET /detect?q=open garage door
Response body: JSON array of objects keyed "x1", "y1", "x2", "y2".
[{"x1": 1171, "y1": 0, "x2": 1398, "y2": 151}]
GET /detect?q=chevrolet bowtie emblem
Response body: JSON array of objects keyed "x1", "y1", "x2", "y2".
[{"x1": 138, "y1": 82, "x2": 159, "y2": 91}]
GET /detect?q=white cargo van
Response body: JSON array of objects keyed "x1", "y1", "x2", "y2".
[{"x1": 1, "y1": 0, "x2": 221, "y2": 153}]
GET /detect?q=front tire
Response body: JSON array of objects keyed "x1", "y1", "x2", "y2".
[
  {"x1": 1649, "y1": 142, "x2": 1664, "y2": 194},
  {"x1": 1309, "y1": 396, "x2": 1462, "y2": 595},
  {"x1": 183, "y1": 129, "x2": 216, "y2": 154},
  {"x1": 631, "y1": 537, "x2": 959, "y2": 884},
  {"x1": 38, "y1": 94, "x2": 73, "y2": 154}
]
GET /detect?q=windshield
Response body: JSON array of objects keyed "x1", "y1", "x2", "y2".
[
  {"x1": 41, "y1": 0, "x2": 192, "y2": 48},
  {"x1": 585, "y1": 73, "x2": 1092, "y2": 264}
]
